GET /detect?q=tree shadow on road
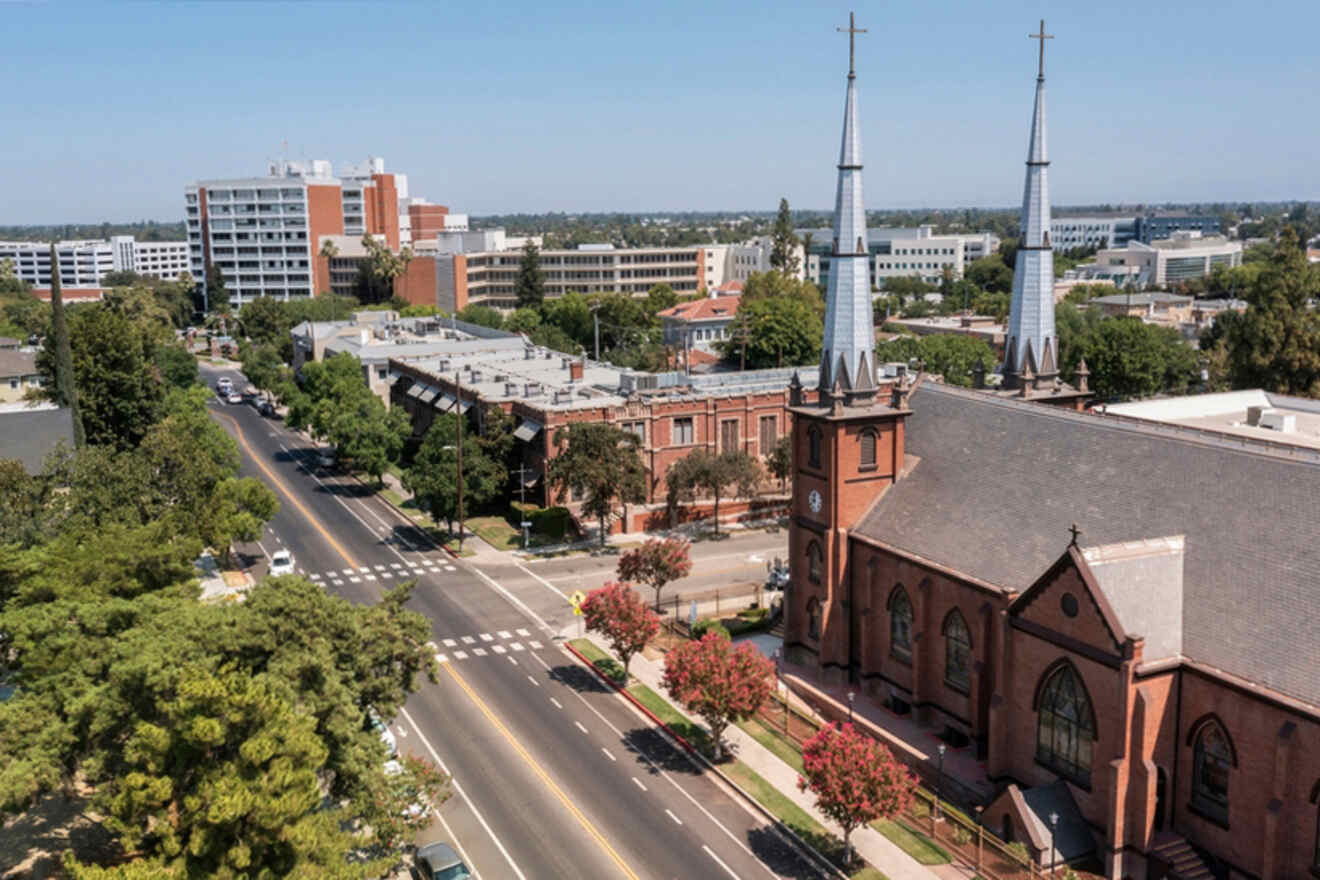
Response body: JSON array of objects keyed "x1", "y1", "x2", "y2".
[
  {"x1": 618, "y1": 726, "x2": 703, "y2": 777},
  {"x1": 545, "y1": 663, "x2": 613, "y2": 695},
  {"x1": 745, "y1": 824, "x2": 835, "y2": 880}
]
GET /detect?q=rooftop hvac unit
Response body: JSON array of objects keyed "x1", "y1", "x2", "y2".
[
  {"x1": 562, "y1": 357, "x2": 573, "y2": 368},
  {"x1": 1258, "y1": 410, "x2": 1296, "y2": 433},
  {"x1": 469, "y1": 369, "x2": 482, "y2": 382},
  {"x1": 524, "y1": 382, "x2": 540, "y2": 397},
  {"x1": 1246, "y1": 405, "x2": 1268, "y2": 427},
  {"x1": 544, "y1": 351, "x2": 554, "y2": 360},
  {"x1": 494, "y1": 374, "x2": 508, "y2": 383},
  {"x1": 525, "y1": 347, "x2": 537, "y2": 360},
  {"x1": 553, "y1": 390, "x2": 570, "y2": 404}
]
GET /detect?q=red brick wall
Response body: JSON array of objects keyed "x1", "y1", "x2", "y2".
[
  {"x1": 453, "y1": 254, "x2": 468, "y2": 311},
  {"x1": 395, "y1": 256, "x2": 437, "y2": 307},
  {"x1": 370, "y1": 173, "x2": 400, "y2": 250},
  {"x1": 408, "y1": 203, "x2": 450, "y2": 245},
  {"x1": 306, "y1": 184, "x2": 344, "y2": 296}
]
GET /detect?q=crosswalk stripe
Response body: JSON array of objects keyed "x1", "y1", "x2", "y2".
[
  {"x1": 365, "y1": 574, "x2": 377, "y2": 581},
  {"x1": 492, "y1": 644, "x2": 507, "y2": 654},
  {"x1": 442, "y1": 639, "x2": 457, "y2": 647},
  {"x1": 529, "y1": 640, "x2": 543, "y2": 649},
  {"x1": 358, "y1": 567, "x2": 371, "y2": 574},
  {"x1": 350, "y1": 577, "x2": 361, "y2": 583},
  {"x1": 511, "y1": 643, "x2": 525, "y2": 652},
  {"x1": 461, "y1": 636, "x2": 476, "y2": 644},
  {"x1": 332, "y1": 580, "x2": 343, "y2": 587},
  {"x1": 381, "y1": 572, "x2": 393, "y2": 579},
  {"x1": 435, "y1": 653, "x2": 448, "y2": 664},
  {"x1": 375, "y1": 565, "x2": 387, "y2": 571},
  {"x1": 516, "y1": 628, "x2": 530, "y2": 637},
  {"x1": 453, "y1": 650, "x2": 468, "y2": 660},
  {"x1": 497, "y1": 630, "x2": 512, "y2": 639},
  {"x1": 408, "y1": 561, "x2": 421, "y2": 568},
  {"x1": 341, "y1": 569, "x2": 353, "y2": 575},
  {"x1": 444, "y1": 565, "x2": 457, "y2": 572},
  {"x1": 472, "y1": 647, "x2": 488, "y2": 657},
  {"x1": 391, "y1": 563, "x2": 403, "y2": 569},
  {"x1": 308, "y1": 573, "x2": 322, "y2": 581},
  {"x1": 479, "y1": 633, "x2": 494, "y2": 642}
]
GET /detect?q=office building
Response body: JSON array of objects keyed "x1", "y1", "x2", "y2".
[
  {"x1": 1093, "y1": 232, "x2": 1242, "y2": 287},
  {"x1": 1, "y1": 236, "x2": 190, "y2": 287},
  {"x1": 401, "y1": 199, "x2": 466, "y2": 246},
  {"x1": 803, "y1": 226, "x2": 1001, "y2": 289},
  {"x1": 1135, "y1": 214, "x2": 1221, "y2": 244},
  {"x1": 1049, "y1": 216, "x2": 1138, "y2": 251}
]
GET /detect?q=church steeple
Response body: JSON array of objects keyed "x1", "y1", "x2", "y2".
[
  {"x1": 818, "y1": 11, "x2": 876, "y2": 401},
  {"x1": 1003, "y1": 20, "x2": 1058, "y2": 384}
]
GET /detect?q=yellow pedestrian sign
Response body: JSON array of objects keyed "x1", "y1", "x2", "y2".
[{"x1": 570, "y1": 590, "x2": 586, "y2": 615}]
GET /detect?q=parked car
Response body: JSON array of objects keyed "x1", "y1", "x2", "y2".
[
  {"x1": 216, "y1": 377, "x2": 232, "y2": 394},
  {"x1": 765, "y1": 561, "x2": 790, "y2": 592},
  {"x1": 269, "y1": 550, "x2": 295, "y2": 576},
  {"x1": 416, "y1": 842, "x2": 472, "y2": 880},
  {"x1": 370, "y1": 710, "x2": 398, "y2": 757},
  {"x1": 316, "y1": 448, "x2": 337, "y2": 469},
  {"x1": 226, "y1": 390, "x2": 242, "y2": 404},
  {"x1": 257, "y1": 399, "x2": 275, "y2": 417}
]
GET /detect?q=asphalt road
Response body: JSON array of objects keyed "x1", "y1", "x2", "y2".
[{"x1": 202, "y1": 366, "x2": 822, "y2": 880}]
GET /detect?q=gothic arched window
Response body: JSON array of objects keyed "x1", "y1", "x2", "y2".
[
  {"x1": 1035, "y1": 661, "x2": 1096, "y2": 785},
  {"x1": 887, "y1": 586, "x2": 912, "y2": 661},
  {"x1": 859, "y1": 429, "x2": 877, "y2": 469},
  {"x1": 806, "y1": 597, "x2": 822, "y2": 641},
  {"x1": 1191, "y1": 719, "x2": 1234, "y2": 825},
  {"x1": 807, "y1": 541, "x2": 823, "y2": 584},
  {"x1": 942, "y1": 609, "x2": 971, "y2": 692},
  {"x1": 807, "y1": 425, "x2": 822, "y2": 469}
]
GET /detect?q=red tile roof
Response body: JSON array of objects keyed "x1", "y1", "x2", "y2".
[{"x1": 657, "y1": 295, "x2": 742, "y2": 323}]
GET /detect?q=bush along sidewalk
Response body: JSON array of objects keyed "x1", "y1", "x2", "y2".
[{"x1": 565, "y1": 638, "x2": 883, "y2": 880}]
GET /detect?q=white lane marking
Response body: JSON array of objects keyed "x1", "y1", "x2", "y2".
[
  {"x1": 350, "y1": 577, "x2": 361, "y2": 583},
  {"x1": 308, "y1": 573, "x2": 321, "y2": 581},
  {"x1": 497, "y1": 630, "x2": 512, "y2": 639},
  {"x1": 507, "y1": 656, "x2": 517, "y2": 666},
  {"x1": 341, "y1": 569, "x2": 353, "y2": 575},
  {"x1": 398, "y1": 706, "x2": 527, "y2": 880},
  {"x1": 375, "y1": 564, "x2": 387, "y2": 571},
  {"x1": 632, "y1": 777, "x2": 647, "y2": 792},
  {"x1": 513, "y1": 560, "x2": 573, "y2": 601},
  {"x1": 703, "y1": 844, "x2": 742, "y2": 880},
  {"x1": 381, "y1": 572, "x2": 393, "y2": 579},
  {"x1": 526, "y1": 675, "x2": 540, "y2": 688},
  {"x1": 516, "y1": 628, "x2": 530, "y2": 637},
  {"x1": 601, "y1": 747, "x2": 616, "y2": 762},
  {"x1": 510, "y1": 643, "x2": 524, "y2": 652},
  {"x1": 443, "y1": 639, "x2": 457, "y2": 648},
  {"x1": 666, "y1": 809, "x2": 683, "y2": 826},
  {"x1": 550, "y1": 697, "x2": 563, "y2": 709},
  {"x1": 479, "y1": 633, "x2": 494, "y2": 642},
  {"x1": 466, "y1": 566, "x2": 553, "y2": 634},
  {"x1": 365, "y1": 574, "x2": 377, "y2": 581},
  {"x1": 408, "y1": 561, "x2": 422, "y2": 568},
  {"x1": 452, "y1": 650, "x2": 468, "y2": 660},
  {"x1": 472, "y1": 647, "x2": 488, "y2": 657},
  {"x1": 461, "y1": 636, "x2": 476, "y2": 645},
  {"x1": 491, "y1": 645, "x2": 506, "y2": 655},
  {"x1": 391, "y1": 562, "x2": 403, "y2": 569},
  {"x1": 444, "y1": 565, "x2": 457, "y2": 572},
  {"x1": 529, "y1": 640, "x2": 543, "y2": 649},
  {"x1": 358, "y1": 567, "x2": 371, "y2": 574},
  {"x1": 574, "y1": 721, "x2": 589, "y2": 735},
  {"x1": 331, "y1": 579, "x2": 343, "y2": 587},
  {"x1": 435, "y1": 654, "x2": 448, "y2": 664}
]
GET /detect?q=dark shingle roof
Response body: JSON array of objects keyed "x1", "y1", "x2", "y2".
[
  {"x1": 0, "y1": 349, "x2": 37, "y2": 377},
  {"x1": 856, "y1": 383, "x2": 1320, "y2": 709},
  {"x1": 0, "y1": 406, "x2": 74, "y2": 473}
]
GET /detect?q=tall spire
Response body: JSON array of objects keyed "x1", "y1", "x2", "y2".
[
  {"x1": 1003, "y1": 20, "x2": 1058, "y2": 383},
  {"x1": 819, "y1": 11, "x2": 876, "y2": 400}
]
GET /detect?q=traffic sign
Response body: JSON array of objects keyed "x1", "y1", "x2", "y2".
[{"x1": 570, "y1": 590, "x2": 587, "y2": 615}]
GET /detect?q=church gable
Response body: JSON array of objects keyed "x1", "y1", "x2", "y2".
[{"x1": 1010, "y1": 545, "x2": 1127, "y2": 660}]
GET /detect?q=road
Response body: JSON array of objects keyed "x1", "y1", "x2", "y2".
[{"x1": 203, "y1": 366, "x2": 820, "y2": 880}]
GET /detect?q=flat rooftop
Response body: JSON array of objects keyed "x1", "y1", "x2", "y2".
[{"x1": 1102, "y1": 390, "x2": 1320, "y2": 452}]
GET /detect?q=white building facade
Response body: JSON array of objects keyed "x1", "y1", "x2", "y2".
[{"x1": 0, "y1": 236, "x2": 191, "y2": 286}]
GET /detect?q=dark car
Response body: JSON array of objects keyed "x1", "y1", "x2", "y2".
[
  {"x1": 257, "y1": 400, "x2": 275, "y2": 417},
  {"x1": 416, "y1": 842, "x2": 471, "y2": 880}
]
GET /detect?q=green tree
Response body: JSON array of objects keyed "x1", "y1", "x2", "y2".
[
  {"x1": 455, "y1": 304, "x2": 505, "y2": 331},
  {"x1": 875, "y1": 333, "x2": 997, "y2": 388},
  {"x1": 504, "y1": 306, "x2": 542, "y2": 334},
  {"x1": 357, "y1": 235, "x2": 413, "y2": 305},
  {"x1": 402, "y1": 413, "x2": 503, "y2": 534},
  {"x1": 769, "y1": 197, "x2": 801, "y2": 275},
  {"x1": 722, "y1": 293, "x2": 822, "y2": 369},
  {"x1": 202, "y1": 477, "x2": 280, "y2": 563},
  {"x1": 644, "y1": 284, "x2": 678, "y2": 316},
  {"x1": 47, "y1": 244, "x2": 85, "y2": 447},
  {"x1": 881, "y1": 275, "x2": 934, "y2": 300},
  {"x1": 965, "y1": 254, "x2": 1014, "y2": 293},
  {"x1": 204, "y1": 262, "x2": 228, "y2": 312},
  {"x1": 152, "y1": 344, "x2": 198, "y2": 390},
  {"x1": 328, "y1": 390, "x2": 410, "y2": 485},
  {"x1": 766, "y1": 435, "x2": 793, "y2": 491},
  {"x1": 236, "y1": 295, "x2": 289, "y2": 347},
  {"x1": 238, "y1": 340, "x2": 287, "y2": 400},
  {"x1": 547, "y1": 422, "x2": 647, "y2": 546},
  {"x1": 1081, "y1": 316, "x2": 1199, "y2": 400},
  {"x1": 666, "y1": 448, "x2": 761, "y2": 535},
  {"x1": 1219, "y1": 229, "x2": 1320, "y2": 395},
  {"x1": 515, "y1": 240, "x2": 546, "y2": 308},
  {"x1": 541, "y1": 291, "x2": 594, "y2": 348}
]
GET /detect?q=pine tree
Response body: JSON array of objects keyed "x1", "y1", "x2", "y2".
[
  {"x1": 769, "y1": 197, "x2": 801, "y2": 276},
  {"x1": 48, "y1": 244, "x2": 85, "y2": 447},
  {"x1": 515, "y1": 240, "x2": 546, "y2": 308}
]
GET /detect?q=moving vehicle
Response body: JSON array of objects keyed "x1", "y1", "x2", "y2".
[
  {"x1": 416, "y1": 843, "x2": 472, "y2": 880},
  {"x1": 257, "y1": 399, "x2": 275, "y2": 417},
  {"x1": 226, "y1": 390, "x2": 243, "y2": 404},
  {"x1": 269, "y1": 550, "x2": 295, "y2": 576}
]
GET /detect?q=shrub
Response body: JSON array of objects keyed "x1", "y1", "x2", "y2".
[
  {"x1": 952, "y1": 825, "x2": 973, "y2": 846},
  {"x1": 691, "y1": 619, "x2": 730, "y2": 641}
]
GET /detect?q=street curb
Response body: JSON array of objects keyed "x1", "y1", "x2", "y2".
[
  {"x1": 342, "y1": 470, "x2": 461, "y2": 559},
  {"x1": 562, "y1": 641, "x2": 849, "y2": 880}
]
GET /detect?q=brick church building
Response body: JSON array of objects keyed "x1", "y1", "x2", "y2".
[{"x1": 786, "y1": 21, "x2": 1320, "y2": 880}]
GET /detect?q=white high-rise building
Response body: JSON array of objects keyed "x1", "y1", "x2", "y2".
[{"x1": 0, "y1": 236, "x2": 191, "y2": 287}]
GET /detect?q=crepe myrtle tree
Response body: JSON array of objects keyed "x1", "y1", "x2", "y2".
[
  {"x1": 662, "y1": 631, "x2": 774, "y2": 759},
  {"x1": 579, "y1": 581, "x2": 660, "y2": 680},
  {"x1": 616, "y1": 536, "x2": 693, "y2": 611}
]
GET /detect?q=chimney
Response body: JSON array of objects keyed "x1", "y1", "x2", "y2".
[{"x1": 569, "y1": 360, "x2": 584, "y2": 382}]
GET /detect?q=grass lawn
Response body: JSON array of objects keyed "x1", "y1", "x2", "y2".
[
  {"x1": 737, "y1": 715, "x2": 805, "y2": 774},
  {"x1": 624, "y1": 683, "x2": 717, "y2": 756},
  {"x1": 466, "y1": 515, "x2": 523, "y2": 551},
  {"x1": 871, "y1": 818, "x2": 951, "y2": 865},
  {"x1": 568, "y1": 638, "x2": 626, "y2": 683},
  {"x1": 377, "y1": 489, "x2": 475, "y2": 557}
]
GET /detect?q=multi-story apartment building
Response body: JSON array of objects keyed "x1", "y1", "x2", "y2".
[
  {"x1": 1, "y1": 235, "x2": 190, "y2": 287},
  {"x1": 185, "y1": 157, "x2": 405, "y2": 306},
  {"x1": 803, "y1": 225, "x2": 1001, "y2": 289}
]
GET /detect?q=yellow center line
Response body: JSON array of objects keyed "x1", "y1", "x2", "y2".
[
  {"x1": 216, "y1": 410, "x2": 360, "y2": 569},
  {"x1": 442, "y1": 663, "x2": 641, "y2": 880},
  {"x1": 215, "y1": 405, "x2": 639, "y2": 880}
]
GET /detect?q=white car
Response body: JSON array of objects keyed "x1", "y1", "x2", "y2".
[
  {"x1": 269, "y1": 550, "x2": 295, "y2": 576},
  {"x1": 226, "y1": 391, "x2": 242, "y2": 404},
  {"x1": 370, "y1": 711, "x2": 398, "y2": 757}
]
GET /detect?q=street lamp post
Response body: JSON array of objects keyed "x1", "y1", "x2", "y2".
[
  {"x1": 847, "y1": 691, "x2": 856, "y2": 724},
  {"x1": 1049, "y1": 811, "x2": 1059, "y2": 878},
  {"x1": 454, "y1": 373, "x2": 465, "y2": 553},
  {"x1": 935, "y1": 743, "x2": 947, "y2": 823},
  {"x1": 772, "y1": 648, "x2": 788, "y2": 735}
]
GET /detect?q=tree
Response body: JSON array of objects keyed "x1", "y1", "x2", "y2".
[
  {"x1": 202, "y1": 476, "x2": 280, "y2": 563},
  {"x1": 875, "y1": 333, "x2": 998, "y2": 388},
  {"x1": 1218, "y1": 228, "x2": 1320, "y2": 395},
  {"x1": 662, "y1": 632, "x2": 774, "y2": 759},
  {"x1": 47, "y1": 244, "x2": 85, "y2": 447},
  {"x1": 455, "y1": 304, "x2": 505, "y2": 331},
  {"x1": 666, "y1": 448, "x2": 761, "y2": 534},
  {"x1": 204, "y1": 262, "x2": 228, "y2": 312},
  {"x1": 723, "y1": 293, "x2": 822, "y2": 369},
  {"x1": 616, "y1": 537, "x2": 693, "y2": 610},
  {"x1": 402, "y1": 413, "x2": 503, "y2": 533},
  {"x1": 766, "y1": 435, "x2": 793, "y2": 491},
  {"x1": 504, "y1": 306, "x2": 542, "y2": 334},
  {"x1": 547, "y1": 422, "x2": 647, "y2": 546},
  {"x1": 644, "y1": 284, "x2": 678, "y2": 316},
  {"x1": 328, "y1": 391, "x2": 410, "y2": 485},
  {"x1": 1082, "y1": 316, "x2": 1199, "y2": 400},
  {"x1": 152, "y1": 343, "x2": 198, "y2": 390},
  {"x1": 965, "y1": 254, "x2": 1014, "y2": 293},
  {"x1": 881, "y1": 275, "x2": 934, "y2": 300},
  {"x1": 236, "y1": 294, "x2": 289, "y2": 348},
  {"x1": 769, "y1": 197, "x2": 801, "y2": 276},
  {"x1": 798, "y1": 722, "x2": 916, "y2": 868},
  {"x1": 239, "y1": 340, "x2": 287, "y2": 400},
  {"x1": 515, "y1": 240, "x2": 546, "y2": 308},
  {"x1": 580, "y1": 581, "x2": 660, "y2": 679},
  {"x1": 357, "y1": 235, "x2": 413, "y2": 305}
]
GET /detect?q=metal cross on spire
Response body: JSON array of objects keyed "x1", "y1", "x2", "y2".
[
  {"x1": 837, "y1": 11, "x2": 867, "y2": 78},
  {"x1": 1029, "y1": 19, "x2": 1053, "y2": 79}
]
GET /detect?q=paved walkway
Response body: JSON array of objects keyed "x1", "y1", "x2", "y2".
[{"x1": 573, "y1": 628, "x2": 957, "y2": 880}]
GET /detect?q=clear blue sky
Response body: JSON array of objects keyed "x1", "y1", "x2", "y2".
[{"x1": 2, "y1": 0, "x2": 1317, "y2": 224}]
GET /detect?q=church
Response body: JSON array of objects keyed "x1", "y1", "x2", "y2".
[{"x1": 785, "y1": 19, "x2": 1320, "y2": 880}]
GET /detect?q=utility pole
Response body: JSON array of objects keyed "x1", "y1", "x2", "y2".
[
  {"x1": 513, "y1": 464, "x2": 536, "y2": 549},
  {"x1": 593, "y1": 308, "x2": 601, "y2": 361},
  {"x1": 454, "y1": 372, "x2": 465, "y2": 553}
]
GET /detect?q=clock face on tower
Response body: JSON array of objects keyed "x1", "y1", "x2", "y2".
[{"x1": 808, "y1": 489, "x2": 823, "y2": 514}]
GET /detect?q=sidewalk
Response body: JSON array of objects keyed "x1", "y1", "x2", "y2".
[{"x1": 573, "y1": 627, "x2": 966, "y2": 880}]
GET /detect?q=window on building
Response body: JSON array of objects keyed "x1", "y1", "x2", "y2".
[
  {"x1": 759, "y1": 415, "x2": 777, "y2": 454},
  {"x1": 807, "y1": 540, "x2": 823, "y2": 583},
  {"x1": 673, "y1": 417, "x2": 694, "y2": 445},
  {"x1": 943, "y1": 609, "x2": 971, "y2": 691},
  {"x1": 807, "y1": 425, "x2": 822, "y2": 468},
  {"x1": 1035, "y1": 662, "x2": 1096, "y2": 785},
  {"x1": 807, "y1": 597, "x2": 822, "y2": 640},
  {"x1": 888, "y1": 586, "x2": 913, "y2": 661},
  {"x1": 622, "y1": 420, "x2": 645, "y2": 442},
  {"x1": 1191, "y1": 720, "x2": 1233, "y2": 825},
  {"x1": 859, "y1": 429, "x2": 877, "y2": 469},
  {"x1": 720, "y1": 419, "x2": 739, "y2": 453}
]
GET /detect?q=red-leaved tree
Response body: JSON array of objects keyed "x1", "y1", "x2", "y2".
[
  {"x1": 616, "y1": 536, "x2": 693, "y2": 610},
  {"x1": 580, "y1": 581, "x2": 660, "y2": 679},
  {"x1": 662, "y1": 632, "x2": 774, "y2": 759},
  {"x1": 798, "y1": 722, "x2": 916, "y2": 868}
]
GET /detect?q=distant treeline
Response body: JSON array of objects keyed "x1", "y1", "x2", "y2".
[{"x1": 0, "y1": 221, "x2": 187, "y2": 242}]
